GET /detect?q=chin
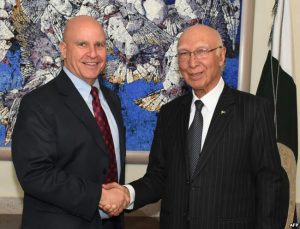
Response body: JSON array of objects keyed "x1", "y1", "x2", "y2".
[
  {"x1": 83, "y1": 71, "x2": 101, "y2": 78},
  {"x1": 189, "y1": 82, "x2": 206, "y2": 89}
]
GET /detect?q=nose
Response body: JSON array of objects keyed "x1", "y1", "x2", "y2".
[
  {"x1": 88, "y1": 46, "x2": 97, "y2": 58},
  {"x1": 188, "y1": 52, "x2": 200, "y2": 68}
]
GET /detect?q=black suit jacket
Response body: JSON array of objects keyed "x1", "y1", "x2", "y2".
[
  {"x1": 12, "y1": 70, "x2": 126, "y2": 229},
  {"x1": 130, "y1": 85, "x2": 289, "y2": 229}
]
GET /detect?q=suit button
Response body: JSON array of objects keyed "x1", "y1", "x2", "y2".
[
  {"x1": 102, "y1": 169, "x2": 107, "y2": 175},
  {"x1": 186, "y1": 180, "x2": 190, "y2": 185}
]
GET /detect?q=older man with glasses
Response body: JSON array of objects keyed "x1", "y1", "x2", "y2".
[{"x1": 103, "y1": 24, "x2": 289, "y2": 229}]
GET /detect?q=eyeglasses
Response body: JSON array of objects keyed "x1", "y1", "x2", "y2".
[{"x1": 178, "y1": 46, "x2": 223, "y2": 61}]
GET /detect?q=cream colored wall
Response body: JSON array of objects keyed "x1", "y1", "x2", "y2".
[
  {"x1": 0, "y1": 161, "x2": 22, "y2": 197},
  {"x1": 250, "y1": 0, "x2": 300, "y2": 204},
  {"x1": 292, "y1": 0, "x2": 300, "y2": 205}
]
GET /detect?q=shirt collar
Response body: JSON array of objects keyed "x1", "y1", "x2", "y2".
[
  {"x1": 63, "y1": 66, "x2": 100, "y2": 98},
  {"x1": 191, "y1": 77, "x2": 224, "y2": 113}
]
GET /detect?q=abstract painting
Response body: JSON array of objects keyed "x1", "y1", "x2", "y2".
[{"x1": 0, "y1": 0, "x2": 241, "y2": 150}]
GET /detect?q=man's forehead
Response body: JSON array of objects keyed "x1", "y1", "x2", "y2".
[
  {"x1": 178, "y1": 26, "x2": 220, "y2": 47},
  {"x1": 63, "y1": 17, "x2": 103, "y2": 36},
  {"x1": 178, "y1": 34, "x2": 214, "y2": 47}
]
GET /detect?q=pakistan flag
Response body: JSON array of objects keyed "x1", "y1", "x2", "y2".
[{"x1": 256, "y1": 0, "x2": 298, "y2": 228}]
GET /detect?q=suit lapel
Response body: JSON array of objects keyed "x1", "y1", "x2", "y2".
[
  {"x1": 55, "y1": 71, "x2": 107, "y2": 153},
  {"x1": 192, "y1": 85, "x2": 235, "y2": 180}
]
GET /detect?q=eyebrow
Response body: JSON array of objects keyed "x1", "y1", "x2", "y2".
[
  {"x1": 74, "y1": 40, "x2": 106, "y2": 45},
  {"x1": 178, "y1": 46, "x2": 209, "y2": 51},
  {"x1": 97, "y1": 41, "x2": 106, "y2": 46}
]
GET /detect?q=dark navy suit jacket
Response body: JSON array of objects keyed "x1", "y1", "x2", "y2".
[{"x1": 12, "y1": 70, "x2": 126, "y2": 229}]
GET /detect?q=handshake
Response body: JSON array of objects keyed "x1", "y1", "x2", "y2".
[{"x1": 99, "y1": 182, "x2": 131, "y2": 216}]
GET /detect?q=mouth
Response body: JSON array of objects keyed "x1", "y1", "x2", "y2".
[
  {"x1": 189, "y1": 71, "x2": 204, "y2": 79},
  {"x1": 82, "y1": 61, "x2": 99, "y2": 66}
]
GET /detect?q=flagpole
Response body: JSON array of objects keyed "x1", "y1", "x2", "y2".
[
  {"x1": 237, "y1": 0, "x2": 255, "y2": 92},
  {"x1": 270, "y1": 0, "x2": 284, "y2": 139}
]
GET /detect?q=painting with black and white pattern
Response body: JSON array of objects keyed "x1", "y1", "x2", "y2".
[{"x1": 0, "y1": 0, "x2": 241, "y2": 150}]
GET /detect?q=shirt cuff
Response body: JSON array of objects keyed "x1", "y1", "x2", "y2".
[
  {"x1": 124, "y1": 184, "x2": 135, "y2": 210},
  {"x1": 99, "y1": 209, "x2": 110, "y2": 219}
]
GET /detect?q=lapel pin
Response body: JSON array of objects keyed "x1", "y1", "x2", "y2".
[{"x1": 220, "y1": 110, "x2": 226, "y2": 115}]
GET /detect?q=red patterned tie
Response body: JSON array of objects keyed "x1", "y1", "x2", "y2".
[{"x1": 90, "y1": 86, "x2": 117, "y2": 183}]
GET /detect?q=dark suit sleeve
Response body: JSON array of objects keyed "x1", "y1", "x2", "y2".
[
  {"x1": 130, "y1": 107, "x2": 166, "y2": 209},
  {"x1": 250, "y1": 99, "x2": 289, "y2": 228},
  {"x1": 12, "y1": 95, "x2": 100, "y2": 221}
]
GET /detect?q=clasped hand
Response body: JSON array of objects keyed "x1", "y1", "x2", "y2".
[{"x1": 99, "y1": 182, "x2": 130, "y2": 216}]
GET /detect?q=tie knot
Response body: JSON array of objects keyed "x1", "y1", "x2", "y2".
[
  {"x1": 195, "y1": 100, "x2": 204, "y2": 111},
  {"x1": 91, "y1": 86, "x2": 99, "y2": 98}
]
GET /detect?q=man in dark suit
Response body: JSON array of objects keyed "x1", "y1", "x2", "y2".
[
  {"x1": 12, "y1": 15, "x2": 129, "y2": 229},
  {"x1": 105, "y1": 24, "x2": 289, "y2": 228}
]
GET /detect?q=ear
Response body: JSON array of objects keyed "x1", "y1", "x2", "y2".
[
  {"x1": 219, "y1": 47, "x2": 226, "y2": 67},
  {"x1": 59, "y1": 41, "x2": 67, "y2": 59}
]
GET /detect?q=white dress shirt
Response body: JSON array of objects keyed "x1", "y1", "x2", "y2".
[{"x1": 189, "y1": 77, "x2": 224, "y2": 149}]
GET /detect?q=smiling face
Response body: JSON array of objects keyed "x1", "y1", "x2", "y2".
[
  {"x1": 60, "y1": 16, "x2": 107, "y2": 85},
  {"x1": 177, "y1": 25, "x2": 226, "y2": 98}
]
